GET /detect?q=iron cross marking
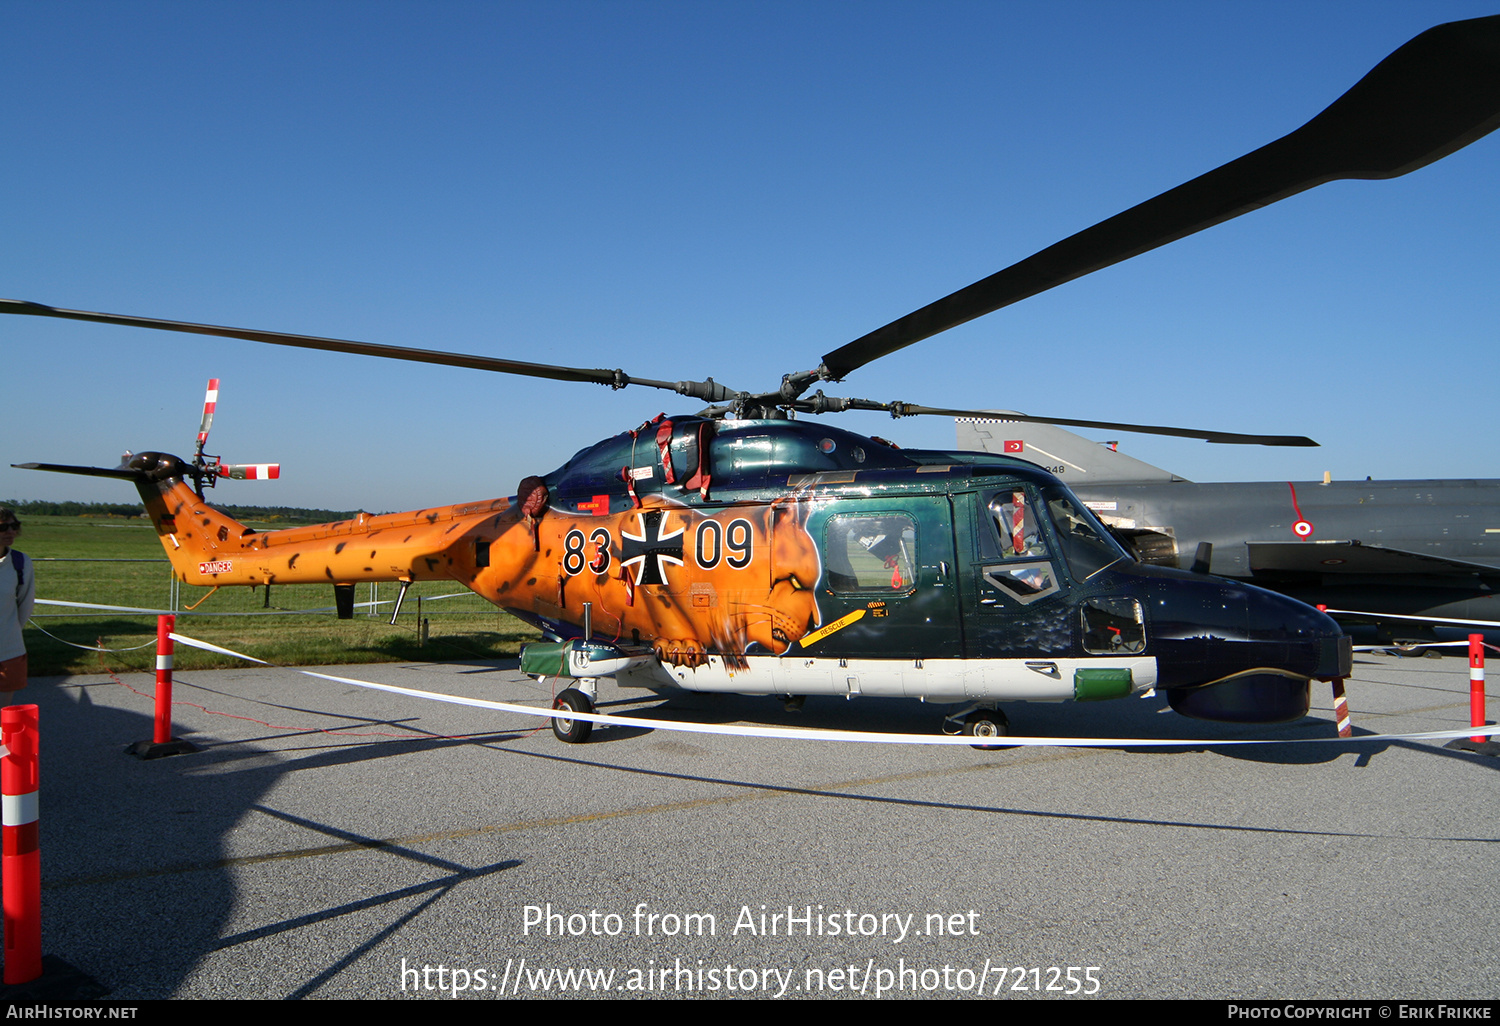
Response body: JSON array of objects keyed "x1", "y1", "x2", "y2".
[{"x1": 620, "y1": 509, "x2": 684, "y2": 587}]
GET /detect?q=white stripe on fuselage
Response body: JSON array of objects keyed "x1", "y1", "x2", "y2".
[{"x1": 615, "y1": 654, "x2": 1157, "y2": 703}]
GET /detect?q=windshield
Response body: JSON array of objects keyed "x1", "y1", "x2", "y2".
[{"x1": 1040, "y1": 485, "x2": 1128, "y2": 580}]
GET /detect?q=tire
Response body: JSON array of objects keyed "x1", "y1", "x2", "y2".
[
  {"x1": 552, "y1": 688, "x2": 594, "y2": 743},
  {"x1": 963, "y1": 708, "x2": 1009, "y2": 751}
]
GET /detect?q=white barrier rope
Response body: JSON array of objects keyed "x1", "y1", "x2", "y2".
[
  {"x1": 26, "y1": 621, "x2": 159, "y2": 652},
  {"x1": 297, "y1": 670, "x2": 1500, "y2": 747},
  {"x1": 166, "y1": 631, "x2": 1500, "y2": 749},
  {"x1": 34, "y1": 597, "x2": 387, "y2": 617},
  {"x1": 168, "y1": 633, "x2": 269, "y2": 663},
  {"x1": 1353, "y1": 640, "x2": 1500, "y2": 655},
  {"x1": 1325, "y1": 607, "x2": 1500, "y2": 629}
]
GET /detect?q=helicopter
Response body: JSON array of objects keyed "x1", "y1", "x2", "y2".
[{"x1": 8, "y1": 14, "x2": 1500, "y2": 742}]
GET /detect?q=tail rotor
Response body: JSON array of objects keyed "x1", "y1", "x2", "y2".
[{"x1": 189, "y1": 378, "x2": 280, "y2": 493}]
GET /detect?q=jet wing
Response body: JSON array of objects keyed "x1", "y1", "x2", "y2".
[{"x1": 1246, "y1": 541, "x2": 1500, "y2": 577}]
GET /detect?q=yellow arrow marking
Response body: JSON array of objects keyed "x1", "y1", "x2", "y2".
[{"x1": 798, "y1": 608, "x2": 866, "y2": 648}]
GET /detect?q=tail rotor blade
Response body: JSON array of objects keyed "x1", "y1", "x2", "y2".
[
  {"x1": 217, "y1": 463, "x2": 280, "y2": 481},
  {"x1": 196, "y1": 378, "x2": 220, "y2": 458}
]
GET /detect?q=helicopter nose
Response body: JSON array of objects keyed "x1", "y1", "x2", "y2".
[
  {"x1": 1134, "y1": 570, "x2": 1350, "y2": 690},
  {"x1": 1152, "y1": 573, "x2": 1356, "y2": 726},
  {"x1": 1238, "y1": 581, "x2": 1351, "y2": 679}
]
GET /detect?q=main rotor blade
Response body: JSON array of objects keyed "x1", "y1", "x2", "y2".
[
  {"x1": 802, "y1": 399, "x2": 1316, "y2": 446},
  {"x1": 917, "y1": 407, "x2": 1316, "y2": 447},
  {"x1": 0, "y1": 299, "x2": 699, "y2": 396},
  {"x1": 820, "y1": 15, "x2": 1500, "y2": 380}
]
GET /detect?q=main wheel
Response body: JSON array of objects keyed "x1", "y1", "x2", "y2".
[
  {"x1": 551, "y1": 688, "x2": 594, "y2": 743},
  {"x1": 963, "y1": 708, "x2": 1009, "y2": 750}
]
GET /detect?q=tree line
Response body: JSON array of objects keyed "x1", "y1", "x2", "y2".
[{"x1": 2, "y1": 498, "x2": 366, "y2": 523}]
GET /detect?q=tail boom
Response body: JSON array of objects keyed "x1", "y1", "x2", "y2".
[{"x1": 122, "y1": 452, "x2": 512, "y2": 590}]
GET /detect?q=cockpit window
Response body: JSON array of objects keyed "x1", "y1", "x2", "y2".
[
  {"x1": 1081, "y1": 597, "x2": 1146, "y2": 654},
  {"x1": 824, "y1": 513, "x2": 917, "y2": 595},
  {"x1": 1041, "y1": 485, "x2": 1128, "y2": 580},
  {"x1": 987, "y1": 490, "x2": 1048, "y2": 560}
]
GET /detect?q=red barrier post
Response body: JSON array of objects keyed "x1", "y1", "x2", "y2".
[
  {"x1": 3, "y1": 704, "x2": 41, "y2": 984},
  {"x1": 126, "y1": 614, "x2": 196, "y2": 759},
  {"x1": 1470, "y1": 634, "x2": 1486, "y2": 744},
  {"x1": 154, "y1": 613, "x2": 174, "y2": 745}
]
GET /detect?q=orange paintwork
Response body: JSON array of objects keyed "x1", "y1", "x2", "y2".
[
  {"x1": 465, "y1": 494, "x2": 822, "y2": 666},
  {"x1": 143, "y1": 476, "x2": 508, "y2": 589},
  {"x1": 140, "y1": 475, "x2": 823, "y2": 666}
]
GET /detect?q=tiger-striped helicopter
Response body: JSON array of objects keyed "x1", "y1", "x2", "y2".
[{"x1": 8, "y1": 15, "x2": 1498, "y2": 743}]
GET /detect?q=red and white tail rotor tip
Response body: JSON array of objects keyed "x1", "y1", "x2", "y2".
[
  {"x1": 196, "y1": 377, "x2": 220, "y2": 450},
  {"x1": 218, "y1": 463, "x2": 281, "y2": 480}
]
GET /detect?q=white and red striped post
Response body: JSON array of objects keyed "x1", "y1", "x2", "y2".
[
  {"x1": 1330, "y1": 677, "x2": 1352, "y2": 738},
  {"x1": 1315, "y1": 605, "x2": 1352, "y2": 737},
  {"x1": 1469, "y1": 634, "x2": 1486, "y2": 744},
  {"x1": 154, "y1": 614, "x2": 175, "y2": 745},
  {"x1": 3, "y1": 704, "x2": 41, "y2": 984},
  {"x1": 126, "y1": 614, "x2": 194, "y2": 759}
]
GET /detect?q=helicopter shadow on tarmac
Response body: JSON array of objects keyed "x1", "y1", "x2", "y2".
[
  {"x1": 30, "y1": 676, "x2": 522, "y2": 1000},
  {"x1": 473, "y1": 691, "x2": 1498, "y2": 865}
]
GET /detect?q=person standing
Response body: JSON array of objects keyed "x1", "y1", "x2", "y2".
[{"x1": 0, "y1": 509, "x2": 33, "y2": 693}]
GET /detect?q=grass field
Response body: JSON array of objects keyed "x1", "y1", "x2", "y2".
[{"x1": 17, "y1": 515, "x2": 541, "y2": 676}]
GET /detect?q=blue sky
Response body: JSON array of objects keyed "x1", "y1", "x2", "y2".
[{"x1": 3, "y1": 1, "x2": 1496, "y2": 512}]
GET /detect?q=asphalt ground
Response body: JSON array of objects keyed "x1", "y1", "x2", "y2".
[{"x1": 13, "y1": 649, "x2": 1498, "y2": 1001}]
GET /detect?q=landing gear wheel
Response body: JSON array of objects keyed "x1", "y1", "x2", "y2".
[
  {"x1": 963, "y1": 708, "x2": 1010, "y2": 751},
  {"x1": 551, "y1": 688, "x2": 594, "y2": 743}
]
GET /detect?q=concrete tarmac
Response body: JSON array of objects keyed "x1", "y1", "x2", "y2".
[{"x1": 17, "y1": 651, "x2": 1499, "y2": 1000}]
